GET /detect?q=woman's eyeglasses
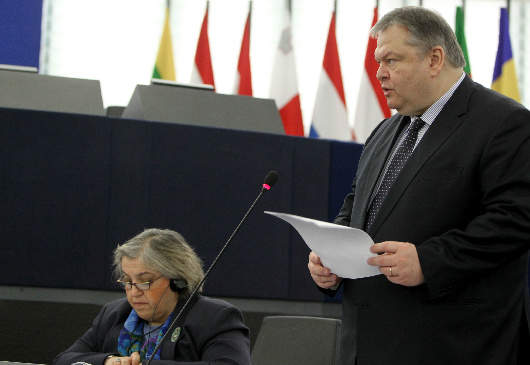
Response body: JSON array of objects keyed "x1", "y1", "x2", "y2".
[{"x1": 117, "y1": 276, "x2": 162, "y2": 291}]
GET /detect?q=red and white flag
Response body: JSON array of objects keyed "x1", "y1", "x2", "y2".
[
  {"x1": 269, "y1": 4, "x2": 304, "y2": 136},
  {"x1": 353, "y1": 7, "x2": 391, "y2": 142},
  {"x1": 191, "y1": 1, "x2": 215, "y2": 88},
  {"x1": 234, "y1": 4, "x2": 252, "y2": 95},
  {"x1": 310, "y1": 10, "x2": 353, "y2": 141}
]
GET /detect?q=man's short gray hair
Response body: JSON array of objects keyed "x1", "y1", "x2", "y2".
[
  {"x1": 370, "y1": 6, "x2": 465, "y2": 69},
  {"x1": 113, "y1": 228, "x2": 205, "y2": 297}
]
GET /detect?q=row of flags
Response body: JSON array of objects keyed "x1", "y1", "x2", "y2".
[{"x1": 152, "y1": 2, "x2": 522, "y2": 142}]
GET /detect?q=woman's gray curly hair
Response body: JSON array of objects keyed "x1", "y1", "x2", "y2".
[{"x1": 113, "y1": 228, "x2": 204, "y2": 297}]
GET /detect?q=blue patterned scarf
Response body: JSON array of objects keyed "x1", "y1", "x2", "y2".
[{"x1": 117, "y1": 309, "x2": 174, "y2": 361}]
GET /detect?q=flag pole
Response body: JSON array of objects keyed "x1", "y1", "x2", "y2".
[
  {"x1": 166, "y1": 0, "x2": 170, "y2": 10},
  {"x1": 506, "y1": 0, "x2": 510, "y2": 17},
  {"x1": 376, "y1": 0, "x2": 379, "y2": 8},
  {"x1": 462, "y1": 0, "x2": 466, "y2": 15}
]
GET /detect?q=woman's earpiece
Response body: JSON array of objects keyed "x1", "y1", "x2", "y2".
[{"x1": 169, "y1": 278, "x2": 187, "y2": 293}]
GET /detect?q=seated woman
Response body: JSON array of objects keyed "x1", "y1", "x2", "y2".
[{"x1": 53, "y1": 228, "x2": 251, "y2": 365}]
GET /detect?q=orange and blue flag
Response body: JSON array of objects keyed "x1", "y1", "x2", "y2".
[{"x1": 491, "y1": 8, "x2": 520, "y2": 102}]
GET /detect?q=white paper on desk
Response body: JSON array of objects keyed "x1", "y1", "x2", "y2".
[{"x1": 265, "y1": 211, "x2": 380, "y2": 279}]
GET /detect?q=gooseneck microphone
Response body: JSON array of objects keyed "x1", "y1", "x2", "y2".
[{"x1": 145, "y1": 170, "x2": 279, "y2": 365}]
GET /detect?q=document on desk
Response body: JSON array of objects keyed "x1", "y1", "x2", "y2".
[{"x1": 265, "y1": 211, "x2": 380, "y2": 279}]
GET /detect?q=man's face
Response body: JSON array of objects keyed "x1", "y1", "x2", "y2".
[{"x1": 374, "y1": 24, "x2": 432, "y2": 116}]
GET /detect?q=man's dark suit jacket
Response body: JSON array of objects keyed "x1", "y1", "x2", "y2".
[
  {"x1": 333, "y1": 76, "x2": 530, "y2": 365},
  {"x1": 53, "y1": 295, "x2": 251, "y2": 365}
]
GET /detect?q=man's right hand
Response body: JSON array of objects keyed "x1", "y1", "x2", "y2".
[{"x1": 308, "y1": 251, "x2": 342, "y2": 289}]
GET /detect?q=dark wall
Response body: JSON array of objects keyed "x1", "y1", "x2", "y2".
[{"x1": 0, "y1": 108, "x2": 362, "y2": 302}]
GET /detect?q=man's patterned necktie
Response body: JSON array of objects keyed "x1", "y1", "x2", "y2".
[{"x1": 365, "y1": 118, "x2": 425, "y2": 232}]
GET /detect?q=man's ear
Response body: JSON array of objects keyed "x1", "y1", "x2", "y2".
[{"x1": 429, "y1": 45, "x2": 445, "y2": 75}]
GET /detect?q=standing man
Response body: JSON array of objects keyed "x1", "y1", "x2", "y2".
[{"x1": 308, "y1": 6, "x2": 530, "y2": 365}]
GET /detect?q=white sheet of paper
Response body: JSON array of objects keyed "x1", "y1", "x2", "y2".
[{"x1": 265, "y1": 211, "x2": 380, "y2": 279}]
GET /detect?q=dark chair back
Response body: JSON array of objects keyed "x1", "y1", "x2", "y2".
[{"x1": 251, "y1": 315, "x2": 342, "y2": 365}]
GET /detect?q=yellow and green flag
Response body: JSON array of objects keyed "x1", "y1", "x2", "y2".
[
  {"x1": 455, "y1": 6, "x2": 471, "y2": 77},
  {"x1": 491, "y1": 8, "x2": 520, "y2": 102},
  {"x1": 153, "y1": 5, "x2": 176, "y2": 80}
]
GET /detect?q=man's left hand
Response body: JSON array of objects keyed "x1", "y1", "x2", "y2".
[{"x1": 367, "y1": 241, "x2": 424, "y2": 286}]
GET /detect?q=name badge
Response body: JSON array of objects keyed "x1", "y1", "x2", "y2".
[{"x1": 171, "y1": 327, "x2": 181, "y2": 342}]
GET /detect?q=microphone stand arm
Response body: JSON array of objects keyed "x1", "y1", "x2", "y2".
[{"x1": 145, "y1": 187, "x2": 268, "y2": 365}]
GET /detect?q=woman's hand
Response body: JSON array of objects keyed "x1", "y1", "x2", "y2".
[{"x1": 104, "y1": 353, "x2": 141, "y2": 365}]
